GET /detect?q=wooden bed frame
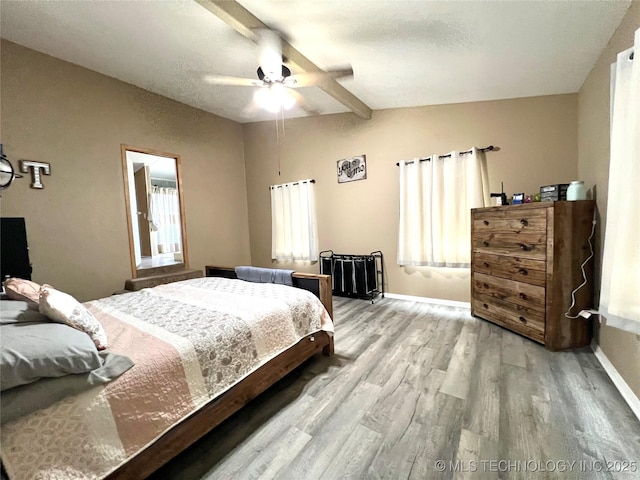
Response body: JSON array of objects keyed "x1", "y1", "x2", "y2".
[{"x1": 104, "y1": 266, "x2": 334, "y2": 479}]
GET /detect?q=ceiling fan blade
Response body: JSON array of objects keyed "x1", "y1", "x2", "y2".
[
  {"x1": 203, "y1": 74, "x2": 261, "y2": 87},
  {"x1": 285, "y1": 66, "x2": 354, "y2": 87},
  {"x1": 287, "y1": 89, "x2": 321, "y2": 116}
]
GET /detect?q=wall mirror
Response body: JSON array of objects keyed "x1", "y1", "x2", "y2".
[{"x1": 121, "y1": 145, "x2": 189, "y2": 278}]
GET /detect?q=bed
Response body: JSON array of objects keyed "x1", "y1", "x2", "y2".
[{"x1": 0, "y1": 268, "x2": 334, "y2": 480}]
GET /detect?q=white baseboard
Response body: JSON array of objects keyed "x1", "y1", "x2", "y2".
[
  {"x1": 591, "y1": 341, "x2": 640, "y2": 422},
  {"x1": 384, "y1": 292, "x2": 471, "y2": 309}
]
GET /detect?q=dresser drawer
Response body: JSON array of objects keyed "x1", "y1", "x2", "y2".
[
  {"x1": 473, "y1": 252, "x2": 546, "y2": 287},
  {"x1": 472, "y1": 231, "x2": 547, "y2": 260},
  {"x1": 472, "y1": 206, "x2": 547, "y2": 259},
  {"x1": 473, "y1": 207, "x2": 546, "y2": 234},
  {"x1": 472, "y1": 272, "x2": 545, "y2": 312},
  {"x1": 473, "y1": 298, "x2": 545, "y2": 343}
]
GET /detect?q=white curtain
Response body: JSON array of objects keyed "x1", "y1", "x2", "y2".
[
  {"x1": 600, "y1": 28, "x2": 640, "y2": 335},
  {"x1": 149, "y1": 186, "x2": 181, "y2": 254},
  {"x1": 398, "y1": 147, "x2": 489, "y2": 267},
  {"x1": 271, "y1": 180, "x2": 319, "y2": 261}
]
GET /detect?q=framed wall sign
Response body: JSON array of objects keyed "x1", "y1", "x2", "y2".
[{"x1": 337, "y1": 155, "x2": 367, "y2": 183}]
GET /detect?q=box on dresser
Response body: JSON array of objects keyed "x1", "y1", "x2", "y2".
[
  {"x1": 540, "y1": 183, "x2": 569, "y2": 202},
  {"x1": 471, "y1": 201, "x2": 595, "y2": 350}
]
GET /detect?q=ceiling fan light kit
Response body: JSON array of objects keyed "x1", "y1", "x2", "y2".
[{"x1": 254, "y1": 84, "x2": 296, "y2": 113}]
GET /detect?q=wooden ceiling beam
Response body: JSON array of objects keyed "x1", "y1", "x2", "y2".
[{"x1": 196, "y1": 0, "x2": 372, "y2": 120}]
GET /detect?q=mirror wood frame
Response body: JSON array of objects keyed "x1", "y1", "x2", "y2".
[{"x1": 121, "y1": 144, "x2": 189, "y2": 278}]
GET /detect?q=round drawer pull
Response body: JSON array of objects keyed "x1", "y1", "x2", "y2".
[
  {"x1": 520, "y1": 244, "x2": 530, "y2": 251},
  {"x1": 519, "y1": 268, "x2": 528, "y2": 275},
  {"x1": 484, "y1": 262, "x2": 490, "y2": 268},
  {"x1": 519, "y1": 293, "x2": 528, "y2": 300},
  {"x1": 483, "y1": 220, "x2": 489, "y2": 225},
  {"x1": 483, "y1": 241, "x2": 490, "y2": 247},
  {"x1": 483, "y1": 283, "x2": 489, "y2": 289},
  {"x1": 519, "y1": 316, "x2": 527, "y2": 323},
  {"x1": 483, "y1": 303, "x2": 489, "y2": 309},
  {"x1": 520, "y1": 219, "x2": 529, "y2": 226}
]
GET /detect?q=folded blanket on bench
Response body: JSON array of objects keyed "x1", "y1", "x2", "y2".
[{"x1": 235, "y1": 266, "x2": 294, "y2": 286}]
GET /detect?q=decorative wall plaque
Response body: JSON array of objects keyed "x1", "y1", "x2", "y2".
[{"x1": 337, "y1": 155, "x2": 366, "y2": 183}]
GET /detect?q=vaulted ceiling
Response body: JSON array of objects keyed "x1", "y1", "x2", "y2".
[{"x1": 0, "y1": 0, "x2": 631, "y2": 123}]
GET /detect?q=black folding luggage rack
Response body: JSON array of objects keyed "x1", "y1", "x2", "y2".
[{"x1": 320, "y1": 250, "x2": 384, "y2": 303}]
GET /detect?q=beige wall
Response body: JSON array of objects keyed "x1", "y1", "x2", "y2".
[
  {"x1": 0, "y1": 41, "x2": 251, "y2": 301},
  {"x1": 243, "y1": 94, "x2": 578, "y2": 302},
  {"x1": 578, "y1": 2, "x2": 640, "y2": 398}
]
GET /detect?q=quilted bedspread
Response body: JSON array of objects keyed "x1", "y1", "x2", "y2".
[{"x1": 0, "y1": 277, "x2": 333, "y2": 480}]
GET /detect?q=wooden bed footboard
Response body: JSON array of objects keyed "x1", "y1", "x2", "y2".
[{"x1": 105, "y1": 331, "x2": 332, "y2": 480}]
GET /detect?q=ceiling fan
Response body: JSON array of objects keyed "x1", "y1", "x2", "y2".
[{"x1": 203, "y1": 29, "x2": 354, "y2": 115}]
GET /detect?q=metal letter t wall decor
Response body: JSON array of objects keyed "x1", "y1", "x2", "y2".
[{"x1": 20, "y1": 160, "x2": 51, "y2": 189}]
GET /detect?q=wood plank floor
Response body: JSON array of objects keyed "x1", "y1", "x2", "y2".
[{"x1": 150, "y1": 297, "x2": 640, "y2": 479}]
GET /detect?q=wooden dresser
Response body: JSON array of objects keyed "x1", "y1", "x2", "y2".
[{"x1": 471, "y1": 201, "x2": 595, "y2": 350}]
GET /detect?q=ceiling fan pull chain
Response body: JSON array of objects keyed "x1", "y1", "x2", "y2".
[
  {"x1": 275, "y1": 106, "x2": 286, "y2": 142},
  {"x1": 274, "y1": 109, "x2": 282, "y2": 175}
]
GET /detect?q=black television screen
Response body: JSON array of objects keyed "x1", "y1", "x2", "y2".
[{"x1": 1, "y1": 217, "x2": 32, "y2": 280}]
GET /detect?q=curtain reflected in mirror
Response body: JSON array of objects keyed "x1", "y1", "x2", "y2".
[{"x1": 121, "y1": 145, "x2": 189, "y2": 277}]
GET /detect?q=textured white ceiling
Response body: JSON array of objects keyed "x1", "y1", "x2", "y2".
[{"x1": 0, "y1": 0, "x2": 631, "y2": 123}]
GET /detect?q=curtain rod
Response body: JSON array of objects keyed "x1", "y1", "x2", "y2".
[
  {"x1": 269, "y1": 179, "x2": 316, "y2": 190},
  {"x1": 396, "y1": 145, "x2": 495, "y2": 166}
]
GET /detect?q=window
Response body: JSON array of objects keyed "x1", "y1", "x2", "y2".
[
  {"x1": 600, "y1": 30, "x2": 639, "y2": 334},
  {"x1": 398, "y1": 148, "x2": 489, "y2": 267},
  {"x1": 271, "y1": 179, "x2": 319, "y2": 261}
]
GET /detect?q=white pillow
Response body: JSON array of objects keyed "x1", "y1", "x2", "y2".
[{"x1": 39, "y1": 285, "x2": 108, "y2": 350}]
